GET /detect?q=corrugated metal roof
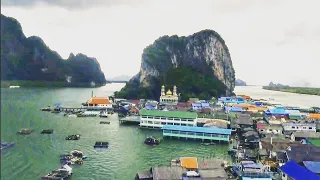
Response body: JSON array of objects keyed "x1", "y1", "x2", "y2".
[
  {"x1": 162, "y1": 125, "x2": 231, "y2": 135},
  {"x1": 303, "y1": 161, "x2": 320, "y2": 174},
  {"x1": 279, "y1": 161, "x2": 320, "y2": 180},
  {"x1": 140, "y1": 110, "x2": 197, "y2": 119}
]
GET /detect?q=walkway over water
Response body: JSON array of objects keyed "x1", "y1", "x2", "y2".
[{"x1": 119, "y1": 115, "x2": 140, "y2": 124}]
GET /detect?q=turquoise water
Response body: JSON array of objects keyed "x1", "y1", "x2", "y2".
[{"x1": 1, "y1": 84, "x2": 230, "y2": 180}]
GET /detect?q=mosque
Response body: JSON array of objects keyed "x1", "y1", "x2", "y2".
[{"x1": 160, "y1": 85, "x2": 179, "y2": 105}]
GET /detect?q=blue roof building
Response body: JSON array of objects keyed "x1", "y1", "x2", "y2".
[
  {"x1": 303, "y1": 161, "x2": 320, "y2": 174},
  {"x1": 279, "y1": 161, "x2": 320, "y2": 180}
]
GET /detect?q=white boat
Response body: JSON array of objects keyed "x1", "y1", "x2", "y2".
[
  {"x1": 68, "y1": 114, "x2": 77, "y2": 118},
  {"x1": 9, "y1": 86, "x2": 20, "y2": 88},
  {"x1": 99, "y1": 111, "x2": 108, "y2": 118}
]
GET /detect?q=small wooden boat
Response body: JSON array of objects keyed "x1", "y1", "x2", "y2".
[
  {"x1": 17, "y1": 128, "x2": 33, "y2": 135},
  {"x1": 94, "y1": 141, "x2": 109, "y2": 148},
  {"x1": 40, "y1": 107, "x2": 52, "y2": 111},
  {"x1": 100, "y1": 121, "x2": 110, "y2": 124},
  {"x1": 41, "y1": 129, "x2": 53, "y2": 134},
  {"x1": 65, "y1": 134, "x2": 80, "y2": 140}
]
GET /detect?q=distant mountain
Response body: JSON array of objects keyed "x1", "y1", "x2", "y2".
[
  {"x1": 235, "y1": 79, "x2": 247, "y2": 86},
  {"x1": 108, "y1": 75, "x2": 131, "y2": 82},
  {"x1": 268, "y1": 82, "x2": 289, "y2": 88}
]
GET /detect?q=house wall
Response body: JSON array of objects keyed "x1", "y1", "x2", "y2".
[
  {"x1": 163, "y1": 130, "x2": 230, "y2": 142},
  {"x1": 258, "y1": 128, "x2": 282, "y2": 135},
  {"x1": 140, "y1": 115, "x2": 196, "y2": 128},
  {"x1": 283, "y1": 124, "x2": 316, "y2": 132}
]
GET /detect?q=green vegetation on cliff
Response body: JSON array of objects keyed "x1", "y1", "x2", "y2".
[
  {"x1": 114, "y1": 29, "x2": 235, "y2": 101},
  {"x1": 263, "y1": 86, "x2": 320, "y2": 96},
  {"x1": 1, "y1": 14, "x2": 107, "y2": 87},
  {"x1": 114, "y1": 67, "x2": 227, "y2": 101}
]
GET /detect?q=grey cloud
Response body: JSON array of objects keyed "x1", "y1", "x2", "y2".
[{"x1": 1, "y1": 0, "x2": 146, "y2": 9}]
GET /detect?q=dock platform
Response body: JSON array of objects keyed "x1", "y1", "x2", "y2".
[{"x1": 119, "y1": 115, "x2": 140, "y2": 124}]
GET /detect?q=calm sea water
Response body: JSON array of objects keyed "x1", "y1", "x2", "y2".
[
  {"x1": 234, "y1": 86, "x2": 320, "y2": 108},
  {"x1": 1, "y1": 83, "x2": 230, "y2": 180}
]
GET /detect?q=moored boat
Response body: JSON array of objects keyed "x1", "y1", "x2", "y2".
[
  {"x1": 40, "y1": 106, "x2": 52, "y2": 111},
  {"x1": 9, "y1": 85, "x2": 20, "y2": 88},
  {"x1": 99, "y1": 111, "x2": 108, "y2": 118},
  {"x1": 93, "y1": 141, "x2": 109, "y2": 148},
  {"x1": 41, "y1": 129, "x2": 54, "y2": 134},
  {"x1": 1, "y1": 142, "x2": 15, "y2": 150},
  {"x1": 65, "y1": 134, "x2": 80, "y2": 140},
  {"x1": 17, "y1": 128, "x2": 33, "y2": 135},
  {"x1": 100, "y1": 121, "x2": 110, "y2": 124}
]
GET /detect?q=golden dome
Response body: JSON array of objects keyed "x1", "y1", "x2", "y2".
[{"x1": 166, "y1": 89, "x2": 172, "y2": 95}]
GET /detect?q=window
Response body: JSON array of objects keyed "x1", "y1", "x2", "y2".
[
  {"x1": 168, "y1": 123, "x2": 173, "y2": 125},
  {"x1": 168, "y1": 117, "x2": 174, "y2": 120},
  {"x1": 309, "y1": 127, "x2": 313, "y2": 129},
  {"x1": 148, "y1": 121, "x2": 153, "y2": 124},
  {"x1": 303, "y1": 127, "x2": 306, "y2": 129},
  {"x1": 292, "y1": 126, "x2": 295, "y2": 129},
  {"x1": 161, "y1": 122, "x2": 166, "y2": 125},
  {"x1": 154, "y1": 121, "x2": 160, "y2": 124},
  {"x1": 181, "y1": 124, "x2": 186, "y2": 126},
  {"x1": 196, "y1": 133, "x2": 203, "y2": 136}
]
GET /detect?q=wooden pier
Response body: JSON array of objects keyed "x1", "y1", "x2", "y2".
[
  {"x1": 119, "y1": 115, "x2": 140, "y2": 124},
  {"x1": 60, "y1": 107, "x2": 113, "y2": 112}
]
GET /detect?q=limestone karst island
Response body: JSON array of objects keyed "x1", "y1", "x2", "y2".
[{"x1": 1, "y1": 2, "x2": 320, "y2": 180}]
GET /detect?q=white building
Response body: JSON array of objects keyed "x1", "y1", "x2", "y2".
[
  {"x1": 139, "y1": 109, "x2": 197, "y2": 128},
  {"x1": 159, "y1": 85, "x2": 179, "y2": 105},
  {"x1": 87, "y1": 97, "x2": 113, "y2": 108}
]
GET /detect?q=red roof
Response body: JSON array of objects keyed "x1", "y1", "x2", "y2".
[{"x1": 257, "y1": 124, "x2": 266, "y2": 129}]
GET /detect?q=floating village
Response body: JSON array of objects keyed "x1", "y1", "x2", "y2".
[{"x1": 2, "y1": 85, "x2": 320, "y2": 180}]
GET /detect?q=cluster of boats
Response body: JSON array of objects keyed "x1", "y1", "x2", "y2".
[
  {"x1": 41, "y1": 150, "x2": 86, "y2": 179},
  {"x1": 41, "y1": 164, "x2": 72, "y2": 180}
]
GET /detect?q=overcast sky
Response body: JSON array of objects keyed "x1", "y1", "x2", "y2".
[{"x1": 1, "y1": 0, "x2": 319, "y2": 86}]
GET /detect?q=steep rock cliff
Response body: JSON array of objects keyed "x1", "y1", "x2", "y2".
[
  {"x1": 1, "y1": 14, "x2": 107, "y2": 86},
  {"x1": 115, "y1": 30, "x2": 235, "y2": 101}
]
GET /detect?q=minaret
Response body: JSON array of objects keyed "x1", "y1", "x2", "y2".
[
  {"x1": 173, "y1": 85, "x2": 177, "y2": 96},
  {"x1": 161, "y1": 85, "x2": 165, "y2": 96}
]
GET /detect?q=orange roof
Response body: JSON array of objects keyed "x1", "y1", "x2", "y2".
[
  {"x1": 88, "y1": 97, "x2": 112, "y2": 104},
  {"x1": 180, "y1": 157, "x2": 198, "y2": 169},
  {"x1": 309, "y1": 113, "x2": 320, "y2": 119}
]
